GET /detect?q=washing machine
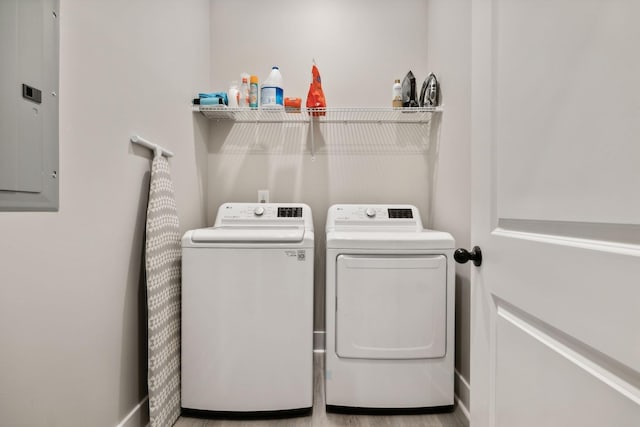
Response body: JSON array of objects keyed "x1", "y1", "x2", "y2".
[
  {"x1": 181, "y1": 202, "x2": 314, "y2": 416},
  {"x1": 325, "y1": 204, "x2": 455, "y2": 412}
]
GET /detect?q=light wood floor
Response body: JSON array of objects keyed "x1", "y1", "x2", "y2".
[{"x1": 175, "y1": 353, "x2": 469, "y2": 427}]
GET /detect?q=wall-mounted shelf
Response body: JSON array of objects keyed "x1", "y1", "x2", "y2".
[
  {"x1": 193, "y1": 105, "x2": 441, "y2": 123},
  {"x1": 193, "y1": 105, "x2": 443, "y2": 157}
]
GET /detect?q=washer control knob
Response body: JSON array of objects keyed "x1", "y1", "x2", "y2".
[
  {"x1": 365, "y1": 208, "x2": 376, "y2": 218},
  {"x1": 254, "y1": 206, "x2": 265, "y2": 216}
]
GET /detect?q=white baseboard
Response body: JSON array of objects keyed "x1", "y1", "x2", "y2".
[
  {"x1": 116, "y1": 396, "x2": 149, "y2": 427},
  {"x1": 454, "y1": 369, "x2": 470, "y2": 422}
]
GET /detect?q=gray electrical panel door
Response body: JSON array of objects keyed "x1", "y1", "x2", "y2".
[{"x1": 0, "y1": 0, "x2": 59, "y2": 211}]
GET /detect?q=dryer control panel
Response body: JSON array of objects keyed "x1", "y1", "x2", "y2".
[{"x1": 326, "y1": 204, "x2": 423, "y2": 231}]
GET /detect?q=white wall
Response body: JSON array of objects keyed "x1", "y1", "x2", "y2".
[
  {"x1": 0, "y1": 1, "x2": 209, "y2": 426},
  {"x1": 209, "y1": 0, "x2": 434, "y2": 333},
  {"x1": 426, "y1": 0, "x2": 472, "y2": 415},
  {"x1": 210, "y1": 0, "x2": 431, "y2": 109}
]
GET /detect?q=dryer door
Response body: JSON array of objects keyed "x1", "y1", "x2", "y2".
[{"x1": 335, "y1": 254, "x2": 447, "y2": 359}]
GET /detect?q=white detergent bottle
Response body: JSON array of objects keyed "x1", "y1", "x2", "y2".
[{"x1": 261, "y1": 66, "x2": 283, "y2": 109}]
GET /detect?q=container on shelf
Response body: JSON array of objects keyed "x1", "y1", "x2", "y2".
[
  {"x1": 392, "y1": 79, "x2": 402, "y2": 108},
  {"x1": 228, "y1": 81, "x2": 239, "y2": 108},
  {"x1": 249, "y1": 75, "x2": 259, "y2": 109},
  {"x1": 261, "y1": 66, "x2": 284, "y2": 108},
  {"x1": 239, "y1": 77, "x2": 250, "y2": 108}
]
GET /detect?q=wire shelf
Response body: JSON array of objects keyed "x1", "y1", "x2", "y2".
[
  {"x1": 194, "y1": 105, "x2": 441, "y2": 124},
  {"x1": 194, "y1": 105, "x2": 443, "y2": 157}
]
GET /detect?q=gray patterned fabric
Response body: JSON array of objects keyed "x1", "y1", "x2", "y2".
[{"x1": 145, "y1": 154, "x2": 181, "y2": 427}]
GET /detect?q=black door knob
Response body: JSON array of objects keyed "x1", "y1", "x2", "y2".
[{"x1": 454, "y1": 246, "x2": 483, "y2": 267}]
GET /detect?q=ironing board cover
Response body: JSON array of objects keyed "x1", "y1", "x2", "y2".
[{"x1": 145, "y1": 155, "x2": 181, "y2": 427}]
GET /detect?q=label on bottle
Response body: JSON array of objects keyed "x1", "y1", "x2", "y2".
[
  {"x1": 249, "y1": 83, "x2": 258, "y2": 108},
  {"x1": 261, "y1": 86, "x2": 283, "y2": 106}
]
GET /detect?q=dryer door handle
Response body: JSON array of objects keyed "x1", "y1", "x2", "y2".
[{"x1": 454, "y1": 246, "x2": 482, "y2": 267}]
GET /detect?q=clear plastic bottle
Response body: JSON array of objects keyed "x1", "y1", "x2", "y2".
[
  {"x1": 228, "y1": 81, "x2": 239, "y2": 108},
  {"x1": 261, "y1": 66, "x2": 284, "y2": 108},
  {"x1": 249, "y1": 75, "x2": 259, "y2": 109},
  {"x1": 239, "y1": 77, "x2": 250, "y2": 108},
  {"x1": 392, "y1": 79, "x2": 402, "y2": 108}
]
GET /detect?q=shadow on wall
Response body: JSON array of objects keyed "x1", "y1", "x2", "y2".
[
  {"x1": 193, "y1": 113, "x2": 211, "y2": 226},
  {"x1": 120, "y1": 169, "x2": 150, "y2": 423},
  {"x1": 425, "y1": 112, "x2": 443, "y2": 230},
  {"x1": 204, "y1": 119, "x2": 438, "y2": 156}
]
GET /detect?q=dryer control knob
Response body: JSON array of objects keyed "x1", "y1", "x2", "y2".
[
  {"x1": 254, "y1": 206, "x2": 265, "y2": 216},
  {"x1": 365, "y1": 208, "x2": 376, "y2": 218}
]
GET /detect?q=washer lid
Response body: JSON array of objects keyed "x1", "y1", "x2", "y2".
[{"x1": 188, "y1": 226, "x2": 305, "y2": 244}]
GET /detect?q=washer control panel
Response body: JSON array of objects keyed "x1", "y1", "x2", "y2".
[{"x1": 215, "y1": 203, "x2": 312, "y2": 228}]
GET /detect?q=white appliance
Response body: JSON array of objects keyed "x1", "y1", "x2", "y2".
[
  {"x1": 181, "y1": 203, "x2": 314, "y2": 415},
  {"x1": 325, "y1": 204, "x2": 455, "y2": 412}
]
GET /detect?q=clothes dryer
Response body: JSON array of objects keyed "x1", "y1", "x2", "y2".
[
  {"x1": 325, "y1": 204, "x2": 454, "y2": 412},
  {"x1": 181, "y1": 203, "x2": 314, "y2": 416}
]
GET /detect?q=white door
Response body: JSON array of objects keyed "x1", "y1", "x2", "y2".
[{"x1": 470, "y1": 1, "x2": 640, "y2": 426}]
